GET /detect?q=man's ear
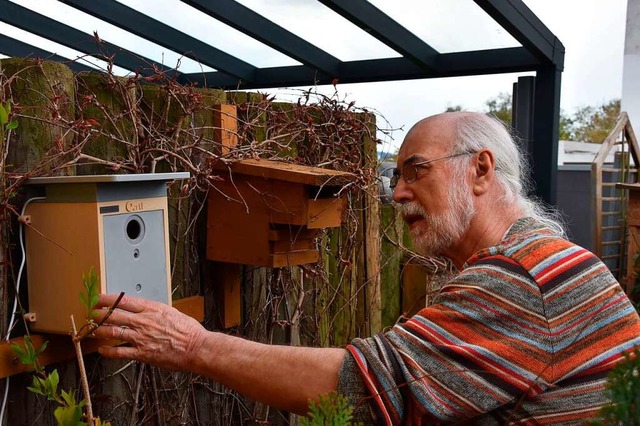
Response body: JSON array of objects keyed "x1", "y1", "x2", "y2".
[{"x1": 472, "y1": 150, "x2": 495, "y2": 196}]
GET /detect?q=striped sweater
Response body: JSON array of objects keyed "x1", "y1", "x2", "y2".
[{"x1": 344, "y1": 217, "x2": 640, "y2": 424}]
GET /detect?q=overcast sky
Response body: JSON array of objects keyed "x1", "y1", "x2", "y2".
[
  {"x1": 324, "y1": 0, "x2": 629, "y2": 153},
  {"x1": 1, "y1": 0, "x2": 630, "y2": 153}
]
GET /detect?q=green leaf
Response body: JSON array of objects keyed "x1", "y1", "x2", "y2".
[
  {"x1": 0, "y1": 104, "x2": 7, "y2": 125},
  {"x1": 4, "y1": 99, "x2": 11, "y2": 115},
  {"x1": 27, "y1": 375, "x2": 45, "y2": 396},
  {"x1": 24, "y1": 335, "x2": 37, "y2": 358},
  {"x1": 37, "y1": 376, "x2": 57, "y2": 401},
  {"x1": 10, "y1": 342, "x2": 27, "y2": 360},
  {"x1": 26, "y1": 386, "x2": 43, "y2": 395},
  {"x1": 28, "y1": 376, "x2": 45, "y2": 397},
  {"x1": 11, "y1": 339, "x2": 39, "y2": 366},
  {"x1": 6, "y1": 120, "x2": 18, "y2": 130},
  {"x1": 81, "y1": 266, "x2": 100, "y2": 321},
  {"x1": 35, "y1": 340, "x2": 49, "y2": 357},
  {"x1": 53, "y1": 405, "x2": 85, "y2": 426},
  {"x1": 60, "y1": 389, "x2": 76, "y2": 407},
  {"x1": 12, "y1": 337, "x2": 49, "y2": 369},
  {"x1": 48, "y1": 369, "x2": 60, "y2": 397}
]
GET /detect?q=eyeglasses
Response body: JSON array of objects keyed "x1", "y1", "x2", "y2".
[{"x1": 389, "y1": 151, "x2": 476, "y2": 189}]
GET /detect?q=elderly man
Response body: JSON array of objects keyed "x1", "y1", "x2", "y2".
[{"x1": 93, "y1": 112, "x2": 640, "y2": 424}]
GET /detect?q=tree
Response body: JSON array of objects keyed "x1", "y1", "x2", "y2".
[
  {"x1": 485, "y1": 92, "x2": 512, "y2": 125},
  {"x1": 442, "y1": 96, "x2": 621, "y2": 144},
  {"x1": 558, "y1": 113, "x2": 574, "y2": 141},
  {"x1": 445, "y1": 105, "x2": 463, "y2": 112},
  {"x1": 568, "y1": 99, "x2": 620, "y2": 143}
]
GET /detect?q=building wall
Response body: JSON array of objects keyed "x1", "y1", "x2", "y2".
[
  {"x1": 623, "y1": 0, "x2": 640, "y2": 125},
  {"x1": 556, "y1": 165, "x2": 594, "y2": 251}
]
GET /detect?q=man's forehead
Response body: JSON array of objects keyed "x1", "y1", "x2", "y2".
[{"x1": 397, "y1": 117, "x2": 454, "y2": 164}]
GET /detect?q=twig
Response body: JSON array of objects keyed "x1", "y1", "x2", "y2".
[
  {"x1": 129, "y1": 363, "x2": 145, "y2": 426},
  {"x1": 76, "y1": 291, "x2": 125, "y2": 340},
  {"x1": 18, "y1": 218, "x2": 73, "y2": 256},
  {"x1": 150, "y1": 367, "x2": 165, "y2": 426},
  {"x1": 70, "y1": 315, "x2": 94, "y2": 426}
]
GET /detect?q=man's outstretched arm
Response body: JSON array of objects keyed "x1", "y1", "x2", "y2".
[{"x1": 92, "y1": 293, "x2": 347, "y2": 415}]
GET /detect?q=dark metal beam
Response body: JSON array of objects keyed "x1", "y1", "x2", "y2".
[
  {"x1": 512, "y1": 76, "x2": 536, "y2": 162},
  {"x1": 0, "y1": 0, "x2": 179, "y2": 77},
  {"x1": 473, "y1": 0, "x2": 564, "y2": 69},
  {"x1": 0, "y1": 34, "x2": 95, "y2": 73},
  {"x1": 59, "y1": 0, "x2": 257, "y2": 81},
  {"x1": 532, "y1": 64, "x2": 562, "y2": 205},
  {"x1": 435, "y1": 47, "x2": 538, "y2": 76},
  {"x1": 180, "y1": 47, "x2": 539, "y2": 89},
  {"x1": 181, "y1": 0, "x2": 341, "y2": 78},
  {"x1": 317, "y1": 0, "x2": 439, "y2": 72}
]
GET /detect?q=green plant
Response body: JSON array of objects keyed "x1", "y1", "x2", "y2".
[
  {"x1": 0, "y1": 99, "x2": 18, "y2": 143},
  {"x1": 300, "y1": 392, "x2": 361, "y2": 426},
  {"x1": 11, "y1": 267, "x2": 113, "y2": 426},
  {"x1": 592, "y1": 347, "x2": 640, "y2": 425},
  {"x1": 11, "y1": 337, "x2": 89, "y2": 426}
]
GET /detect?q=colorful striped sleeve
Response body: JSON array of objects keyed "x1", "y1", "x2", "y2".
[{"x1": 348, "y1": 255, "x2": 553, "y2": 424}]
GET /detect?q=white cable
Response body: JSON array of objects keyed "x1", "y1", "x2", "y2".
[{"x1": 0, "y1": 196, "x2": 46, "y2": 425}]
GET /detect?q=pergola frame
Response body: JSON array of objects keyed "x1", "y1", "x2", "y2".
[{"x1": 0, "y1": 0, "x2": 564, "y2": 204}]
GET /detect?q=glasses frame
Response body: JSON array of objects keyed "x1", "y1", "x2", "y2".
[{"x1": 389, "y1": 150, "x2": 476, "y2": 189}]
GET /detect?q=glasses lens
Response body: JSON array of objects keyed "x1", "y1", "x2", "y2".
[
  {"x1": 390, "y1": 169, "x2": 400, "y2": 188},
  {"x1": 403, "y1": 163, "x2": 417, "y2": 184}
]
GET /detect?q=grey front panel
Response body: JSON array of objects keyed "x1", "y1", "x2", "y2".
[{"x1": 103, "y1": 210, "x2": 168, "y2": 303}]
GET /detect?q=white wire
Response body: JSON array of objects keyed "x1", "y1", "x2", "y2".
[{"x1": 0, "y1": 196, "x2": 46, "y2": 425}]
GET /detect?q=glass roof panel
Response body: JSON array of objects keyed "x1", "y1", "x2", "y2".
[
  {"x1": 8, "y1": 0, "x2": 216, "y2": 73},
  {"x1": 5, "y1": 0, "x2": 526, "y2": 71},
  {"x1": 117, "y1": 0, "x2": 301, "y2": 68},
  {"x1": 234, "y1": 0, "x2": 402, "y2": 61},
  {"x1": 369, "y1": 0, "x2": 521, "y2": 53},
  {"x1": 0, "y1": 22, "x2": 131, "y2": 75}
]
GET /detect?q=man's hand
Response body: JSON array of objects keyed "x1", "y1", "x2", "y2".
[
  {"x1": 91, "y1": 293, "x2": 347, "y2": 414},
  {"x1": 91, "y1": 294, "x2": 205, "y2": 371}
]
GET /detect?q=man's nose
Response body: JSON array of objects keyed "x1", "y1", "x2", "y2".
[{"x1": 392, "y1": 178, "x2": 413, "y2": 204}]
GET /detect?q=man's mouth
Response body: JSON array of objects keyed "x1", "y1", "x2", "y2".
[{"x1": 403, "y1": 213, "x2": 423, "y2": 226}]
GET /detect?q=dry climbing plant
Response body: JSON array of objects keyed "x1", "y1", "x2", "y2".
[{"x1": 0, "y1": 54, "x2": 436, "y2": 425}]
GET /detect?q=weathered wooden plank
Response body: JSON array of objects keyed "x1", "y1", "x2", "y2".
[
  {"x1": 210, "y1": 262, "x2": 241, "y2": 328},
  {"x1": 1, "y1": 58, "x2": 75, "y2": 175},
  {"x1": 380, "y1": 203, "x2": 402, "y2": 328},
  {"x1": 211, "y1": 158, "x2": 356, "y2": 187},
  {"x1": 213, "y1": 103, "x2": 238, "y2": 155},
  {"x1": 74, "y1": 72, "x2": 136, "y2": 175},
  {"x1": 362, "y1": 112, "x2": 381, "y2": 335}
]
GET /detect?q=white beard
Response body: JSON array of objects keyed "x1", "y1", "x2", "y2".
[{"x1": 403, "y1": 182, "x2": 475, "y2": 257}]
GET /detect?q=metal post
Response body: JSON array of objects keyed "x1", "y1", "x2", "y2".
[
  {"x1": 512, "y1": 76, "x2": 536, "y2": 165},
  {"x1": 532, "y1": 64, "x2": 562, "y2": 205}
]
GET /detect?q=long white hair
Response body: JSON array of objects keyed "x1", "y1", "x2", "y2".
[{"x1": 447, "y1": 112, "x2": 566, "y2": 236}]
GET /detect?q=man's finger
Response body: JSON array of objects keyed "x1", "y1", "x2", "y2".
[
  {"x1": 98, "y1": 345, "x2": 139, "y2": 360},
  {"x1": 95, "y1": 324, "x2": 130, "y2": 342},
  {"x1": 95, "y1": 293, "x2": 147, "y2": 313}
]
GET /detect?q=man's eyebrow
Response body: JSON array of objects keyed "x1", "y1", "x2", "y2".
[{"x1": 402, "y1": 154, "x2": 427, "y2": 167}]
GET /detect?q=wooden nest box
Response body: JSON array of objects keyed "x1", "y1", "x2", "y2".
[
  {"x1": 23, "y1": 172, "x2": 189, "y2": 334},
  {"x1": 207, "y1": 159, "x2": 356, "y2": 267}
]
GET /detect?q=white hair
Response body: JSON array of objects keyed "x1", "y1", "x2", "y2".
[{"x1": 447, "y1": 112, "x2": 566, "y2": 237}]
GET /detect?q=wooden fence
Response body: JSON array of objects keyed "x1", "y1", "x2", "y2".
[{"x1": 0, "y1": 58, "x2": 441, "y2": 425}]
